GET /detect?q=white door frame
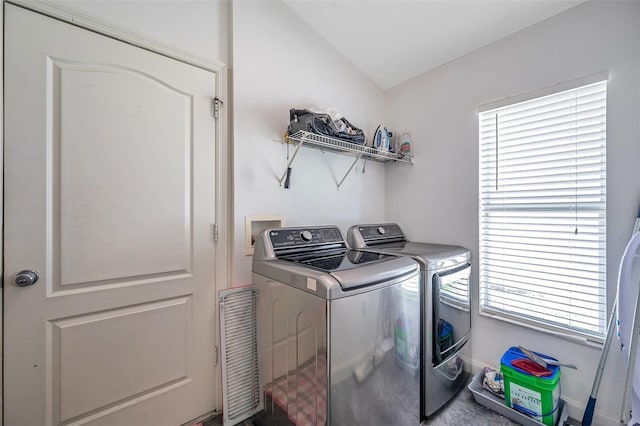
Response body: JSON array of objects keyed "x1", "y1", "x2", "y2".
[{"x1": 1, "y1": 0, "x2": 232, "y2": 422}]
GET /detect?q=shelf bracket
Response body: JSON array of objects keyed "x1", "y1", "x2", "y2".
[
  {"x1": 279, "y1": 137, "x2": 305, "y2": 186},
  {"x1": 336, "y1": 151, "x2": 365, "y2": 189}
]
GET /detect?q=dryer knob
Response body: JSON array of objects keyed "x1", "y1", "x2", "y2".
[
  {"x1": 300, "y1": 230, "x2": 313, "y2": 242},
  {"x1": 377, "y1": 226, "x2": 386, "y2": 235}
]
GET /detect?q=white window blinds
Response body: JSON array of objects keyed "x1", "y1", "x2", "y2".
[{"x1": 479, "y1": 80, "x2": 607, "y2": 339}]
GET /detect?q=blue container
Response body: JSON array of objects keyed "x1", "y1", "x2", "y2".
[
  {"x1": 500, "y1": 346, "x2": 560, "y2": 380},
  {"x1": 438, "y1": 319, "x2": 454, "y2": 351}
]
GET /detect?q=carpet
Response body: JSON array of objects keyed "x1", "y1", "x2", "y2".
[{"x1": 425, "y1": 387, "x2": 519, "y2": 425}]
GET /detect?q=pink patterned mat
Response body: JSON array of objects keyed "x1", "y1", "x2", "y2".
[{"x1": 266, "y1": 355, "x2": 327, "y2": 426}]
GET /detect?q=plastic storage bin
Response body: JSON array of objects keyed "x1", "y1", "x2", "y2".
[
  {"x1": 500, "y1": 347, "x2": 561, "y2": 426},
  {"x1": 468, "y1": 371, "x2": 567, "y2": 426}
]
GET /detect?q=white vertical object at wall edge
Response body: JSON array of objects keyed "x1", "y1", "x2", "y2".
[
  {"x1": 219, "y1": 286, "x2": 263, "y2": 426},
  {"x1": 616, "y1": 229, "x2": 640, "y2": 425}
]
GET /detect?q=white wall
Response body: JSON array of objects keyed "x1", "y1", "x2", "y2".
[
  {"x1": 60, "y1": 1, "x2": 230, "y2": 65},
  {"x1": 232, "y1": 1, "x2": 388, "y2": 284},
  {"x1": 385, "y1": 2, "x2": 640, "y2": 423}
]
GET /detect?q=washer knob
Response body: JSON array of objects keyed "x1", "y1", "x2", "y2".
[
  {"x1": 300, "y1": 230, "x2": 313, "y2": 242},
  {"x1": 377, "y1": 226, "x2": 386, "y2": 235}
]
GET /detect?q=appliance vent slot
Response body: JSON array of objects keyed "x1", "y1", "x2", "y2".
[
  {"x1": 219, "y1": 287, "x2": 262, "y2": 426},
  {"x1": 364, "y1": 236, "x2": 407, "y2": 246}
]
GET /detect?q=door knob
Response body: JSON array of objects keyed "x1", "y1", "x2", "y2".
[{"x1": 15, "y1": 270, "x2": 39, "y2": 287}]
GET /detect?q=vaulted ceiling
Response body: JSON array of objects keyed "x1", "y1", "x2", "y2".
[{"x1": 284, "y1": 0, "x2": 585, "y2": 89}]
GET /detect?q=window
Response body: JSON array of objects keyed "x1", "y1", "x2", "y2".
[{"x1": 478, "y1": 80, "x2": 607, "y2": 339}]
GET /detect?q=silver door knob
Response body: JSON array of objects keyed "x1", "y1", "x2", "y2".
[{"x1": 15, "y1": 270, "x2": 39, "y2": 287}]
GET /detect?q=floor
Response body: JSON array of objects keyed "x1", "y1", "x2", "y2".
[
  {"x1": 203, "y1": 385, "x2": 531, "y2": 426},
  {"x1": 425, "y1": 386, "x2": 519, "y2": 425},
  {"x1": 203, "y1": 374, "x2": 580, "y2": 425},
  {"x1": 425, "y1": 389, "x2": 578, "y2": 426}
]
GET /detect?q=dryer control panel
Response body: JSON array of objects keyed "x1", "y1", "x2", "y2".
[
  {"x1": 357, "y1": 223, "x2": 405, "y2": 243},
  {"x1": 269, "y1": 227, "x2": 344, "y2": 249}
]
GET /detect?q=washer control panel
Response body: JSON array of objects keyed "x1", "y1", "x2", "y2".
[
  {"x1": 269, "y1": 227, "x2": 344, "y2": 249},
  {"x1": 358, "y1": 223, "x2": 405, "y2": 242}
]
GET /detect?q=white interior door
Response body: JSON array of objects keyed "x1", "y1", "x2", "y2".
[{"x1": 4, "y1": 4, "x2": 219, "y2": 425}]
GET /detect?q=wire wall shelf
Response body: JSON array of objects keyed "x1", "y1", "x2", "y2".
[
  {"x1": 278, "y1": 131, "x2": 412, "y2": 189},
  {"x1": 285, "y1": 131, "x2": 412, "y2": 164}
]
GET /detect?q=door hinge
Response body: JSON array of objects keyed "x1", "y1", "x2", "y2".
[
  {"x1": 211, "y1": 223, "x2": 219, "y2": 242},
  {"x1": 214, "y1": 344, "x2": 219, "y2": 366},
  {"x1": 212, "y1": 97, "x2": 223, "y2": 119}
]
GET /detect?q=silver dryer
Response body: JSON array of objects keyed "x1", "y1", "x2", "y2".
[{"x1": 347, "y1": 223, "x2": 471, "y2": 419}]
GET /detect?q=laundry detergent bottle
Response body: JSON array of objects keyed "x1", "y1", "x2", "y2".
[{"x1": 398, "y1": 131, "x2": 412, "y2": 158}]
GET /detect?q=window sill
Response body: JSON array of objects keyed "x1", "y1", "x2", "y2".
[{"x1": 478, "y1": 309, "x2": 604, "y2": 349}]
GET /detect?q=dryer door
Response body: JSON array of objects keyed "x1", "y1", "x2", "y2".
[{"x1": 433, "y1": 263, "x2": 471, "y2": 365}]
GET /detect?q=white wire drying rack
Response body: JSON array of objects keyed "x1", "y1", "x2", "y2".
[{"x1": 280, "y1": 130, "x2": 412, "y2": 188}]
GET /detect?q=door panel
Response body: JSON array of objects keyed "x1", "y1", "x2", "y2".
[
  {"x1": 4, "y1": 4, "x2": 218, "y2": 425},
  {"x1": 54, "y1": 296, "x2": 192, "y2": 422},
  {"x1": 56, "y1": 60, "x2": 193, "y2": 286}
]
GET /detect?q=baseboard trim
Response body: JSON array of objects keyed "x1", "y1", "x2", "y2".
[{"x1": 181, "y1": 409, "x2": 221, "y2": 426}]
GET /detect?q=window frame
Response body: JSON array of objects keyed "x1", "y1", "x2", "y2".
[{"x1": 478, "y1": 77, "x2": 608, "y2": 342}]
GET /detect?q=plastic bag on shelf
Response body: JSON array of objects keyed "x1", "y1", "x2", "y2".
[{"x1": 287, "y1": 108, "x2": 366, "y2": 145}]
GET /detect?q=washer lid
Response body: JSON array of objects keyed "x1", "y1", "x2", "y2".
[
  {"x1": 278, "y1": 248, "x2": 419, "y2": 290},
  {"x1": 328, "y1": 254, "x2": 418, "y2": 290},
  {"x1": 278, "y1": 248, "x2": 398, "y2": 273}
]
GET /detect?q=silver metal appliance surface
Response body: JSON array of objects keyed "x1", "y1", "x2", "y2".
[
  {"x1": 252, "y1": 226, "x2": 421, "y2": 425},
  {"x1": 347, "y1": 223, "x2": 471, "y2": 419}
]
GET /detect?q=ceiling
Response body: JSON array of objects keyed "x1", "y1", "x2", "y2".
[{"x1": 284, "y1": 0, "x2": 584, "y2": 90}]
